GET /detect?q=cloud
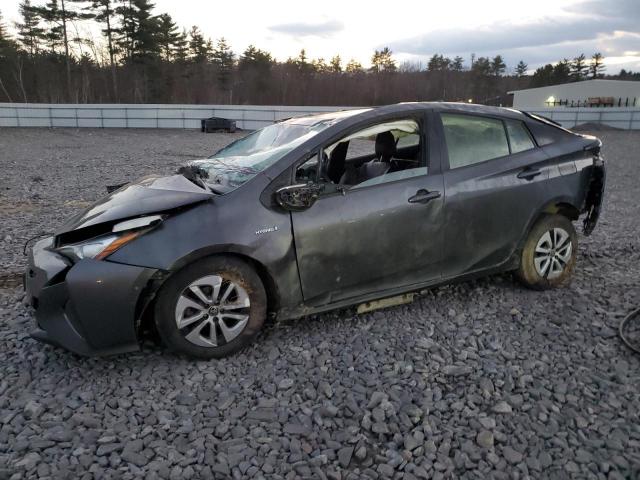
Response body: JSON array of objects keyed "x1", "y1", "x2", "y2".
[
  {"x1": 268, "y1": 19, "x2": 344, "y2": 38},
  {"x1": 386, "y1": 0, "x2": 640, "y2": 70}
]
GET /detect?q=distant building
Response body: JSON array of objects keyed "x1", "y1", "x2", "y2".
[{"x1": 509, "y1": 79, "x2": 640, "y2": 110}]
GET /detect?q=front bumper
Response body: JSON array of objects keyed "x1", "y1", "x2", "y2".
[{"x1": 24, "y1": 237, "x2": 158, "y2": 356}]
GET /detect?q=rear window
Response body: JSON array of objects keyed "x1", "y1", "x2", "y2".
[
  {"x1": 441, "y1": 113, "x2": 509, "y2": 169},
  {"x1": 505, "y1": 120, "x2": 535, "y2": 153}
]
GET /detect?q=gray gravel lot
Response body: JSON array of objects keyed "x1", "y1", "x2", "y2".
[{"x1": 1, "y1": 127, "x2": 640, "y2": 479}]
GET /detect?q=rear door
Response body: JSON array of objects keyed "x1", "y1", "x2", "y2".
[
  {"x1": 437, "y1": 112, "x2": 552, "y2": 278},
  {"x1": 290, "y1": 112, "x2": 445, "y2": 305}
]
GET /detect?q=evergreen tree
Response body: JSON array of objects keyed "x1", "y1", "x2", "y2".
[
  {"x1": 370, "y1": 47, "x2": 396, "y2": 73},
  {"x1": 129, "y1": 0, "x2": 161, "y2": 61},
  {"x1": 91, "y1": 0, "x2": 117, "y2": 63},
  {"x1": 570, "y1": 53, "x2": 587, "y2": 81},
  {"x1": 156, "y1": 13, "x2": 180, "y2": 60},
  {"x1": 515, "y1": 60, "x2": 528, "y2": 76},
  {"x1": 329, "y1": 55, "x2": 341, "y2": 73},
  {"x1": 239, "y1": 45, "x2": 273, "y2": 71},
  {"x1": 238, "y1": 44, "x2": 273, "y2": 100},
  {"x1": 345, "y1": 58, "x2": 363, "y2": 74},
  {"x1": 16, "y1": 0, "x2": 45, "y2": 55},
  {"x1": 188, "y1": 26, "x2": 208, "y2": 62},
  {"x1": 532, "y1": 59, "x2": 571, "y2": 87},
  {"x1": 0, "y1": 10, "x2": 17, "y2": 55},
  {"x1": 490, "y1": 55, "x2": 506, "y2": 76},
  {"x1": 114, "y1": 0, "x2": 162, "y2": 62},
  {"x1": 114, "y1": 0, "x2": 135, "y2": 61},
  {"x1": 471, "y1": 57, "x2": 491, "y2": 76},
  {"x1": 172, "y1": 28, "x2": 188, "y2": 62},
  {"x1": 589, "y1": 52, "x2": 605, "y2": 78},
  {"x1": 295, "y1": 49, "x2": 308, "y2": 69},
  {"x1": 34, "y1": 0, "x2": 93, "y2": 98},
  {"x1": 451, "y1": 56, "x2": 464, "y2": 71},
  {"x1": 380, "y1": 47, "x2": 397, "y2": 72},
  {"x1": 0, "y1": 10, "x2": 17, "y2": 102},
  {"x1": 552, "y1": 59, "x2": 571, "y2": 84},
  {"x1": 311, "y1": 57, "x2": 328, "y2": 73},
  {"x1": 34, "y1": 0, "x2": 63, "y2": 53},
  {"x1": 90, "y1": 0, "x2": 118, "y2": 97},
  {"x1": 211, "y1": 37, "x2": 234, "y2": 89},
  {"x1": 531, "y1": 63, "x2": 554, "y2": 87},
  {"x1": 427, "y1": 54, "x2": 451, "y2": 71}
]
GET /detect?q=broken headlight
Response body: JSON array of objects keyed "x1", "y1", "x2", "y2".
[{"x1": 54, "y1": 215, "x2": 163, "y2": 262}]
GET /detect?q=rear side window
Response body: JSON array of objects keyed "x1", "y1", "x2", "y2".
[
  {"x1": 527, "y1": 119, "x2": 575, "y2": 146},
  {"x1": 441, "y1": 113, "x2": 509, "y2": 168},
  {"x1": 505, "y1": 120, "x2": 535, "y2": 153}
]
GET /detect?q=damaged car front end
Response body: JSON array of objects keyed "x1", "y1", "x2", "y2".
[{"x1": 24, "y1": 175, "x2": 213, "y2": 356}]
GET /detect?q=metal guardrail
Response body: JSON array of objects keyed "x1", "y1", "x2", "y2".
[{"x1": 0, "y1": 103, "x2": 638, "y2": 130}]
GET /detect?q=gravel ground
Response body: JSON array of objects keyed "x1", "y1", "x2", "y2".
[{"x1": 1, "y1": 127, "x2": 640, "y2": 479}]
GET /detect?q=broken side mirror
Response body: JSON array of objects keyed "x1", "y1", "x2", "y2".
[{"x1": 275, "y1": 183, "x2": 324, "y2": 211}]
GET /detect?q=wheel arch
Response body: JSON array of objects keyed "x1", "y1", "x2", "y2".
[
  {"x1": 540, "y1": 200, "x2": 580, "y2": 221},
  {"x1": 515, "y1": 197, "x2": 581, "y2": 258},
  {"x1": 135, "y1": 246, "x2": 281, "y2": 340},
  {"x1": 168, "y1": 246, "x2": 281, "y2": 314}
]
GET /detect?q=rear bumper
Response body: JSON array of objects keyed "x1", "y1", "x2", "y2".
[{"x1": 24, "y1": 237, "x2": 158, "y2": 356}]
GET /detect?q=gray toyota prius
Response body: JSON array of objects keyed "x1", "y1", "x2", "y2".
[{"x1": 24, "y1": 103, "x2": 606, "y2": 358}]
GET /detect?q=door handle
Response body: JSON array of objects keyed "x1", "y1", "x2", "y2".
[
  {"x1": 408, "y1": 189, "x2": 441, "y2": 204},
  {"x1": 517, "y1": 168, "x2": 542, "y2": 180}
]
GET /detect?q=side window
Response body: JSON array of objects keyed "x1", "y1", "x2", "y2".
[
  {"x1": 441, "y1": 113, "x2": 509, "y2": 169},
  {"x1": 527, "y1": 119, "x2": 575, "y2": 146},
  {"x1": 505, "y1": 120, "x2": 535, "y2": 153},
  {"x1": 321, "y1": 119, "x2": 426, "y2": 189},
  {"x1": 396, "y1": 132, "x2": 420, "y2": 149},
  {"x1": 345, "y1": 138, "x2": 375, "y2": 161},
  {"x1": 295, "y1": 152, "x2": 319, "y2": 183}
]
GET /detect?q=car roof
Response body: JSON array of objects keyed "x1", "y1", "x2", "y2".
[
  {"x1": 282, "y1": 108, "x2": 372, "y2": 127},
  {"x1": 283, "y1": 102, "x2": 528, "y2": 127}
]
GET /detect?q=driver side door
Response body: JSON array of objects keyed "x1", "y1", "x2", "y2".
[{"x1": 288, "y1": 113, "x2": 445, "y2": 306}]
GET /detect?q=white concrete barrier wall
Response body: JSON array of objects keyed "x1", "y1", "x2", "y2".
[
  {"x1": 0, "y1": 103, "x2": 358, "y2": 130},
  {"x1": 0, "y1": 103, "x2": 638, "y2": 129}
]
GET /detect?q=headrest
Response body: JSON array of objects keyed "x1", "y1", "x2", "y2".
[{"x1": 375, "y1": 131, "x2": 396, "y2": 161}]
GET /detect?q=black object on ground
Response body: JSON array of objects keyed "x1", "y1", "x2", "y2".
[
  {"x1": 201, "y1": 117, "x2": 236, "y2": 133},
  {"x1": 619, "y1": 307, "x2": 640, "y2": 354}
]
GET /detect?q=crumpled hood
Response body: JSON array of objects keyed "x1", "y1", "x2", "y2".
[{"x1": 56, "y1": 174, "x2": 213, "y2": 234}]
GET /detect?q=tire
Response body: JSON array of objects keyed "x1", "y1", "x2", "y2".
[
  {"x1": 516, "y1": 214, "x2": 577, "y2": 290},
  {"x1": 154, "y1": 256, "x2": 266, "y2": 359}
]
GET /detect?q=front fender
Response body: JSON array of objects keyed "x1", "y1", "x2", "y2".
[{"x1": 107, "y1": 200, "x2": 302, "y2": 310}]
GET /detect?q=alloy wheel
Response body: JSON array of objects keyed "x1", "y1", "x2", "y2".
[
  {"x1": 174, "y1": 275, "x2": 250, "y2": 348},
  {"x1": 533, "y1": 227, "x2": 572, "y2": 280}
]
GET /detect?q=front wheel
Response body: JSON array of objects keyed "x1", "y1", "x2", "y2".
[
  {"x1": 516, "y1": 214, "x2": 577, "y2": 290},
  {"x1": 154, "y1": 256, "x2": 266, "y2": 359}
]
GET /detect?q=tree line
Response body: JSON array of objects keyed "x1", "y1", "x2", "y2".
[{"x1": 0, "y1": 0, "x2": 638, "y2": 105}]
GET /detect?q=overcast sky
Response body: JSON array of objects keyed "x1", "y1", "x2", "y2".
[{"x1": 3, "y1": 0, "x2": 639, "y2": 73}]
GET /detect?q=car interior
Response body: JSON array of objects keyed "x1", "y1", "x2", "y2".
[{"x1": 295, "y1": 119, "x2": 426, "y2": 191}]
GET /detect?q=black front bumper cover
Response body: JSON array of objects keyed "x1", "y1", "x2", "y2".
[{"x1": 25, "y1": 237, "x2": 158, "y2": 356}]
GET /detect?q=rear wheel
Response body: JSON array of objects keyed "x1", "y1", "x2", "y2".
[
  {"x1": 154, "y1": 256, "x2": 266, "y2": 359},
  {"x1": 517, "y1": 214, "x2": 577, "y2": 290}
]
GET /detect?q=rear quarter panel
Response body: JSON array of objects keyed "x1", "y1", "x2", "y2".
[{"x1": 537, "y1": 135, "x2": 599, "y2": 215}]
